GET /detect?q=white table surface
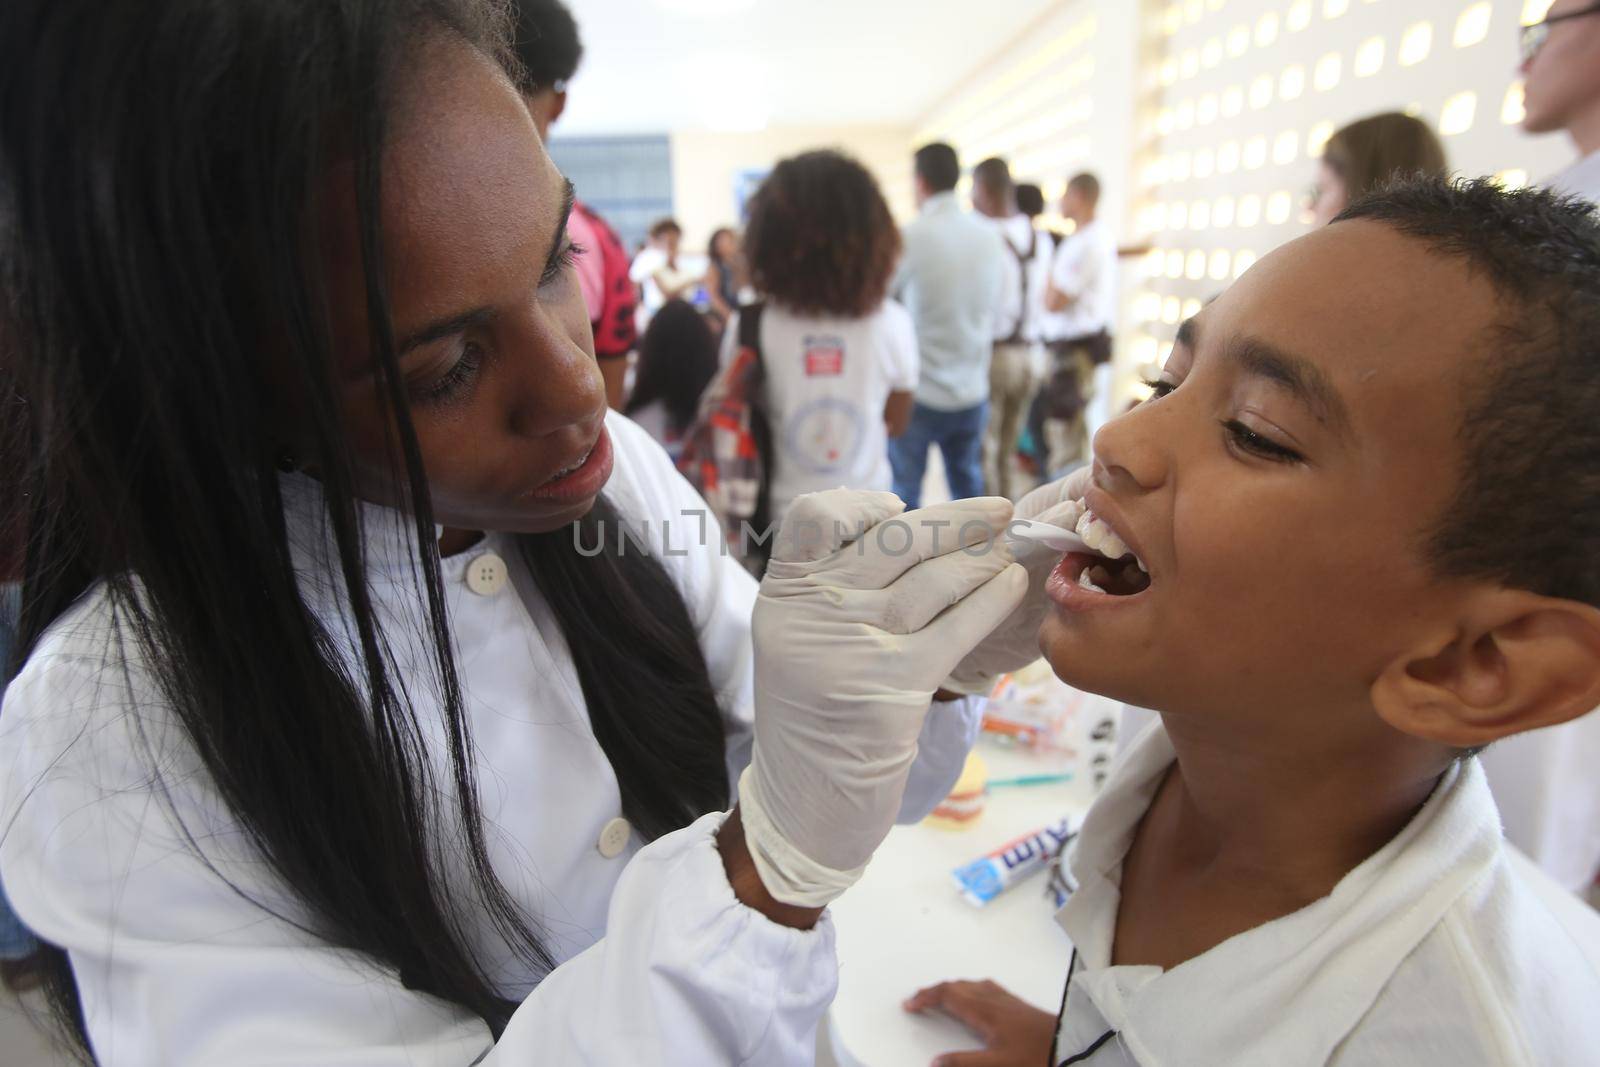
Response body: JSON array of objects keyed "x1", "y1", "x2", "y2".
[{"x1": 827, "y1": 738, "x2": 1096, "y2": 1066}]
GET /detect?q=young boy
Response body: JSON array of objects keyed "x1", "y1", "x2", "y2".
[{"x1": 909, "y1": 178, "x2": 1600, "y2": 1066}]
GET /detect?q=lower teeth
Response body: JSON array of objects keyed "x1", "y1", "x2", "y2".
[{"x1": 1078, "y1": 569, "x2": 1106, "y2": 593}]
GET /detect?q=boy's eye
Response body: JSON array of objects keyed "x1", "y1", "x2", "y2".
[
  {"x1": 540, "y1": 240, "x2": 583, "y2": 288},
  {"x1": 1222, "y1": 419, "x2": 1304, "y2": 463}
]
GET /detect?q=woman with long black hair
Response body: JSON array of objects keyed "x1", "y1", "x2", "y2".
[{"x1": 0, "y1": 1, "x2": 1037, "y2": 1063}]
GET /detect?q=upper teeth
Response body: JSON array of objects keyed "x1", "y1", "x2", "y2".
[
  {"x1": 554, "y1": 449, "x2": 591, "y2": 479},
  {"x1": 1074, "y1": 505, "x2": 1147, "y2": 573}
]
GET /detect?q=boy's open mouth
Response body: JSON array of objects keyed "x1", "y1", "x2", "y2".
[{"x1": 1066, "y1": 507, "x2": 1151, "y2": 598}]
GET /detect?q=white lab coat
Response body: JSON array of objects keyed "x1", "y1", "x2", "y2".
[
  {"x1": 1476, "y1": 154, "x2": 1600, "y2": 896},
  {"x1": 1052, "y1": 722, "x2": 1600, "y2": 1066},
  {"x1": 0, "y1": 411, "x2": 984, "y2": 1065}
]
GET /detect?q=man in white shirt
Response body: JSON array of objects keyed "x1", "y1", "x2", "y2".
[
  {"x1": 1479, "y1": 0, "x2": 1600, "y2": 901},
  {"x1": 973, "y1": 157, "x2": 1050, "y2": 500},
  {"x1": 890, "y1": 143, "x2": 1008, "y2": 507},
  {"x1": 1037, "y1": 173, "x2": 1118, "y2": 475},
  {"x1": 629, "y1": 217, "x2": 695, "y2": 333}
]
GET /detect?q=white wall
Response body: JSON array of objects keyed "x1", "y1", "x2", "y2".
[
  {"x1": 919, "y1": 0, "x2": 1579, "y2": 403},
  {"x1": 669, "y1": 125, "x2": 916, "y2": 252}
]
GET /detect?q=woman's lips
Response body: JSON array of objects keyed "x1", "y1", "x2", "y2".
[{"x1": 523, "y1": 424, "x2": 614, "y2": 503}]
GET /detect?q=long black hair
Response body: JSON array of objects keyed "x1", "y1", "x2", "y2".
[
  {"x1": 0, "y1": 0, "x2": 728, "y2": 1056},
  {"x1": 624, "y1": 299, "x2": 722, "y2": 434}
]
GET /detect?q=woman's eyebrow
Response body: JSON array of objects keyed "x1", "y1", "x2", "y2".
[{"x1": 397, "y1": 307, "x2": 496, "y2": 357}]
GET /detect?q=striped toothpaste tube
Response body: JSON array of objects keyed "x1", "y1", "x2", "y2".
[{"x1": 951, "y1": 815, "x2": 1081, "y2": 908}]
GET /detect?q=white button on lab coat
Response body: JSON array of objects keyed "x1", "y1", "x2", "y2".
[
  {"x1": 1051, "y1": 722, "x2": 1600, "y2": 1067},
  {"x1": 0, "y1": 412, "x2": 985, "y2": 1065}
]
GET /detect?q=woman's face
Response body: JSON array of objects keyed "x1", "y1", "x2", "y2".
[
  {"x1": 1309, "y1": 160, "x2": 1348, "y2": 229},
  {"x1": 306, "y1": 34, "x2": 609, "y2": 535},
  {"x1": 714, "y1": 231, "x2": 739, "y2": 262}
]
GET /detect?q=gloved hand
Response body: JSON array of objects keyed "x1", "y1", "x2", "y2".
[
  {"x1": 739, "y1": 490, "x2": 1028, "y2": 907},
  {"x1": 943, "y1": 465, "x2": 1095, "y2": 695}
]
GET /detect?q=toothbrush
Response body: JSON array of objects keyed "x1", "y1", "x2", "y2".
[{"x1": 1003, "y1": 518, "x2": 1090, "y2": 555}]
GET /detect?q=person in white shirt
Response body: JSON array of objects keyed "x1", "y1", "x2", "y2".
[
  {"x1": 972, "y1": 157, "x2": 1050, "y2": 501},
  {"x1": 629, "y1": 217, "x2": 696, "y2": 334},
  {"x1": 891, "y1": 142, "x2": 1009, "y2": 507},
  {"x1": 723, "y1": 150, "x2": 918, "y2": 529},
  {"x1": 1038, "y1": 172, "x2": 1119, "y2": 475},
  {"x1": 0, "y1": 6, "x2": 1039, "y2": 1062},
  {"x1": 1482, "y1": 0, "x2": 1600, "y2": 901},
  {"x1": 906, "y1": 179, "x2": 1600, "y2": 1066}
]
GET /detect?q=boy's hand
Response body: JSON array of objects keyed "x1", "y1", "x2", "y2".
[{"x1": 904, "y1": 979, "x2": 1057, "y2": 1066}]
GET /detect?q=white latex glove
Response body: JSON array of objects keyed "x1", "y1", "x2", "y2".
[
  {"x1": 739, "y1": 490, "x2": 1028, "y2": 907},
  {"x1": 943, "y1": 466, "x2": 1096, "y2": 695}
]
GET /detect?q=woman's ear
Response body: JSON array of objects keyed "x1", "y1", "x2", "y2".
[{"x1": 1373, "y1": 588, "x2": 1600, "y2": 747}]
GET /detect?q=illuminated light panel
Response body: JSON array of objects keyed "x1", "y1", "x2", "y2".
[
  {"x1": 1163, "y1": 296, "x2": 1182, "y2": 323},
  {"x1": 1158, "y1": 108, "x2": 1176, "y2": 135},
  {"x1": 1177, "y1": 99, "x2": 1196, "y2": 130},
  {"x1": 1185, "y1": 0, "x2": 1203, "y2": 22},
  {"x1": 1399, "y1": 22, "x2": 1434, "y2": 66},
  {"x1": 1324, "y1": 0, "x2": 1350, "y2": 17},
  {"x1": 1440, "y1": 90, "x2": 1477, "y2": 135},
  {"x1": 1206, "y1": 0, "x2": 1224, "y2": 12},
  {"x1": 1133, "y1": 336, "x2": 1160, "y2": 367},
  {"x1": 1250, "y1": 75, "x2": 1274, "y2": 110},
  {"x1": 1274, "y1": 129, "x2": 1300, "y2": 165},
  {"x1": 1243, "y1": 136, "x2": 1269, "y2": 170},
  {"x1": 1355, "y1": 36, "x2": 1385, "y2": 77},
  {"x1": 1217, "y1": 141, "x2": 1241, "y2": 173},
  {"x1": 1186, "y1": 250, "x2": 1208, "y2": 280},
  {"x1": 1496, "y1": 168, "x2": 1530, "y2": 190},
  {"x1": 1454, "y1": 3, "x2": 1491, "y2": 48},
  {"x1": 1221, "y1": 85, "x2": 1245, "y2": 117},
  {"x1": 1208, "y1": 251, "x2": 1231, "y2": 281},
  {"x1": 1315, "y1": 52, "x2": 1342, "y2": 92},
  {"x1": 1172, "y1": 202, "x2": 1190, "y2": 229},
  {"x1": 1144, "y1": 248, "x2": 1165, "y2": 273},
  {"x1": 1162, "y1": 3, "x2": 1184, "y2": 35},
  {"x1": 1213, "y1": 196, "x2": 1236, "y2": 227},
  {"x1": 1182, "y1": 298, "x2": 1204, "y2": 320},
  {"x1": 1280, "y1": 65, "x2": 1306, "y2": 101},
  {"x1": 1191, "y1": 200, "x2": 1211, "y2": 229},
  {"x1": 1166, "y1": 250, "x2": 1185, "y2": 277},
  {"x1": 1233, "y1": 249, "x2": 1258, "y2": 278},
  {"x1": 1198, "y1": 93, "x2": 1220, "y2": 126},
  {"x1": 1160, "y1": 58, "x2": 1179, "y2": 86},
  {"x1": 1173, "y1": 152, "x2": 1193, "y2": 180},
  {"x1": 1228, "y1": 25, "x2": 1250, "y2": 57},
  {"x1": 1181, "y1": 49, "x2": 1200, "y2": 79},
  {"x1": 1503, "y1": 83, "x2": 1526, "y2": 125},
  {"x1": 1522, "y1": 0, "x2": 1553, "y2": 25},
  {"x1": 1255, "y1": 11, "x2": 1280, "y2": 46},
  {"x1": 1238, "y1": 194, "x2": 1262, "y2": 227},
  {"x1": 1135, "y1": 292, "x2": 1163, "y2": 322},
  {"x1": 1203, "y1": 37, "x2": 1224, "y2": 69},
  {"x1": 1287, "y1": 0, "x2": 1313, "y2": 31},
  {"x1": 1307, "y1": 120, "x2": 1335, "y2": 157},
  {"x1": 1195, "y1": 148, "x2": 1216, "y2": 177},
  {"x1": 1267, "y1": 192, "x2": 1294, "y2": 225}
]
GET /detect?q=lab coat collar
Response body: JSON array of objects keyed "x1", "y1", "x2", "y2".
[
  {"x1": 1056, "y1": 721, "x2": 1503, "y2": 1067},
  {"x1": 920, "y1": 191, "x2": 961, "y2": 216},
  {"x1": 278, "y1": 470, "x2": 448, "y2": 582}
]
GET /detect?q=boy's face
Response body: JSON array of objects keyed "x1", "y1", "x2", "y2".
[{"x1": 1041, "y1": 221, "x2": 1503, "y2": 737}]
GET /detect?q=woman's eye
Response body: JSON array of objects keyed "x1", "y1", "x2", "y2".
[
  {"x1": 413, "y1": 342, "x2": 485, "y2": 406},
  {"x1": 1142, "y1": 377, "x2": 1177, "y2": 399},
  {"x1": 1222, "y1": 419, "x2": 1303, "y2": 463}
]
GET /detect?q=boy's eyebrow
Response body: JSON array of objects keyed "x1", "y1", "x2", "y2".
[{"x1": 1227, "y1": 335, "x2": 1353, "y2": 434}]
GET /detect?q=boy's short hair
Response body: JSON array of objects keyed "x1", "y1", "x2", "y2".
[
  {"x1": 973, "y1": 156, "x2": 1013, "y2": 199},
  {"x1": 510, "y1": 0, "x2": 583, "y2": 91},
  {"x1": 1067, "y1": 172, "x2": 1101, "y2": 206},
  {"x1": 1337, "y1": 177, "x2": 1600, "y2": 607},
  {"x1": 1015, "y1": 183, "x2": 1045, "y2": 218},
  {"x1": 914, "y1": 143, "x2": 961, "y2": 194},
  {"x1": 648, "y1": 217, "x2": 682, "y2": 240}
]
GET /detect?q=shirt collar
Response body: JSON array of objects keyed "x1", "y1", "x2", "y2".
[
  {"x1": 279, "y1": 470, "x2": 449, "y2": 582},
  {"x1": 1056, "y1": 719, "x2": 1504, "y2": 1066},
  {"x1": 921, "y1": 191, "x2": 960, "y2": 216}
]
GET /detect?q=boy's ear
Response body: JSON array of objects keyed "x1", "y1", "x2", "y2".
[{"x1": 1373, "y1": 588, "x2": 1600, "y2": 747}]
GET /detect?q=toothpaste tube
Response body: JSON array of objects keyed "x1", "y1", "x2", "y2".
[{"x1": 951, "y1": 815, "x2": 1081, "y2": 907}]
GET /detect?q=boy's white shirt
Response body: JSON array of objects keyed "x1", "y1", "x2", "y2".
[{"x1": 1052, "y1": 720, "x2": 1600, "y2": 1067}]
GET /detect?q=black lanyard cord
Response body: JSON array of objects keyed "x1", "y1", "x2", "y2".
[{"x1": 1050, "y1": 947, "x2": 1122, "y2": 1066}]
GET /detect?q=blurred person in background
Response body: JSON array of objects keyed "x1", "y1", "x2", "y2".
[
  {"x1": 734, "y1": 150, "x2": 918, "y2": 527},
  {"x1": 512, "y1": 0, "x2": 638, "y2": 409},
  {"x1": 1037, "y1": 171, "x2": 1117, "y2": 473},
  {"x1": 1016, "y1": 181, "x2": 1066, "y2": 251},
  {"x1": 972, "y1": 157, "x2": 1049, "y2": 500},
  {"x1": 703, "y1": 226, "x2": 744, "y2": 332},
  {"x1": 624, "y1": 299, "x2": 720, "y2": 463},
  {"x1": 890, "y1": 142, "x2": 1007, "y2": 507},
  {"x1": 1308, "y1": 112, "x2": 1448, "y2": 227},
  {"x1": 1484, "y1": 0, "x2": 1600, "y2": 902},
  {"x1": 1521, "y1": 0, "x2": 1600, "y2": 200},
  {"x1": 630, "y1": 217, "x2": 697, "y2": 334}
]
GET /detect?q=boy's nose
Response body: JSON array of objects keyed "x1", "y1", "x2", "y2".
[{"x1": 1090, "y1": 403, "x2": 1170, "y2": 495}]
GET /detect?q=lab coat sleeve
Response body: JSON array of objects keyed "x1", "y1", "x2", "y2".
[
  {"x1": 0, "y1": 648, "x2": 837, "y2": 1067},
  {"x1": 604, "y1": 412, "x2": 983, "y2": 823}
]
